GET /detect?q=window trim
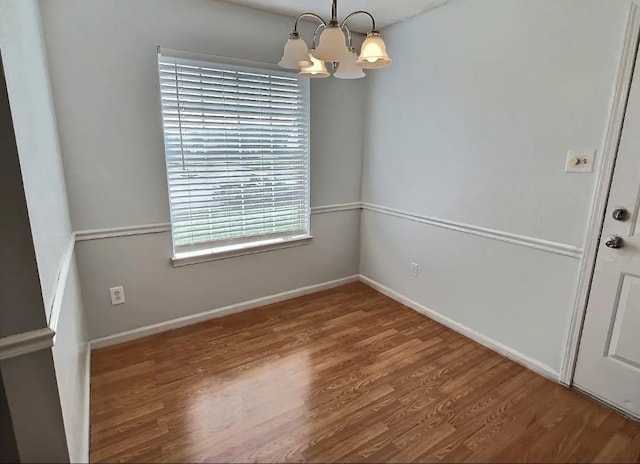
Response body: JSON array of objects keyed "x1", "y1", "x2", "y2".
[
  {"x1": 171, "y1": 234, "x2": 313, "y2": 267},
  {"x1": 158, "y1": 47, "x2": 288, "y2": 74},
  {"x1": 158, "y1": 47, "x2": 312, "y2": 264}
]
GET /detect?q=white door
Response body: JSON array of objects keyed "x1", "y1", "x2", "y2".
[{"x1": 573, "y1": 45, "x2": 640, "y2": 419}]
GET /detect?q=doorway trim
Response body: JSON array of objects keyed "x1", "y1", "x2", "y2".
[{"x1": 560, "y1": 2, "x2": 640, "y2": 386}]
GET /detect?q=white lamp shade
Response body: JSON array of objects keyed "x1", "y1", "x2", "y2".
[
  {"x1": 335, "y1": 51, "x2": 365, "y2": 80},
  {"x1": 278, "y1": 34, "x2": 312, "y2": 69},
  {"x1": 311, "y1": 26, "x2": 350, "y2": 63},
  {"x1": 357, "y1": 33, "x2": 392, "y2": 69},
  {"x1": 299, "y1": 53, "x2": 330, "y2": 78}
]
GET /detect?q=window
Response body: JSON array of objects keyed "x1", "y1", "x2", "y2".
[{"x1": 158, "y1": 49, "x2": 311, "y2": 264}]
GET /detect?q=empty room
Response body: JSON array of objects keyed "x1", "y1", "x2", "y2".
[{"x1": 2, "y1": 0, "x2": 640, "y2": 462}]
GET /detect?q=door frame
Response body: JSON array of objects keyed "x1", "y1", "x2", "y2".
[{"x1": 561, "y1": 2, "x2": 640, "y2": 386}]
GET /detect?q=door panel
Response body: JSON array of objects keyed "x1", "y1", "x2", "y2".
[
  {"x1": 573, "y1": 40, "x2": 640, "y2": 418},
  {"x1": 607, "y1": 273, "x2": 640, "y2": 369}
]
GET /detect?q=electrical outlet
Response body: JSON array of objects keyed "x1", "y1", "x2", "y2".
[
  {"x1": 410, "y1": 263, "x2": 419, "y2": 278},
  {"x1": 109, "y1": 286, "x2": 125, "y2": 306}
]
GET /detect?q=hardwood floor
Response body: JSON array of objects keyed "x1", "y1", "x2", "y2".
[{"x1": 90, "y1": 283, "x2": 640, "y2": 463}]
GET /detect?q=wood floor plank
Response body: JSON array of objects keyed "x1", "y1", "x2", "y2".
[{"x1": 90, "y1": 283, "x2": 640, "y2": 463}]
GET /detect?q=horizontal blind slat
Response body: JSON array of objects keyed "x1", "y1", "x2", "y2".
[
  {"x1": 171, "y1": 208, "x2": 307, "y2": 223},
  {"x1": 170, "y1": 201, "x2": 307, "y2": 217},
  {"x1": 173, "y1": 221, "x2": 307, "y2": 243},
  {"x1": 172, "y1": 214, "x2": 306, "y2": 233}
]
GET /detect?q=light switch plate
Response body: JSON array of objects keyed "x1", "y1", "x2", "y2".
[
  {"x1": 410, "y1": 263, "x2": 419, "y2": 278},
  {"x1": 566, "y1": 149, "x2": 595, "y2": 173}
]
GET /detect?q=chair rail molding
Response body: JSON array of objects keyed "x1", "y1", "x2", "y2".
[
  {"x1": 362, "y1": 203, "x2": 583, "y2": 259},
  {"x1": 74, "y1": 202, "x2": 581, "y2": 259},
  {"x1": 311, "y1": 202, "x2": 362, "y2": 215},
  {"x1": 0, "y1": 233, "x2": 77, "y2": 361},
  {"x1": 74, "y1": 203, "x2": 363, "y2": 241},
  {"x1": 560, "y1": 2, "x2": 640, "y2": 386},
  {"x1": 74, "y1": 223, "x2": 172, "y2": 241},
  {"x1": 0, "y1": 328, "x2": 55, "y2": 361}
]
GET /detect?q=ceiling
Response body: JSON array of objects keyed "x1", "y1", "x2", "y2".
[{"x1": 219, "y1": 0, "x2": 451, "y2": 33}]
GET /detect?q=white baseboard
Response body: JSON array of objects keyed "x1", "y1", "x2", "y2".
[
  {"x1": 90, "y1": 275, "x2": 360, "y2": 349},
  {"x1": 82, "y1": 346, "x2": 91, "y2": 463},
  {"x1": 89, "y1": 273, "x2": 559, "y2": 384},
  {"x1": 358, "y1": 275, "x2": 561, "y2": 383}
]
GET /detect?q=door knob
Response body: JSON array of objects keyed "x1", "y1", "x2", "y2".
[
  {"x1": 605, "y1": 235, "x2": 623, "y2": 249},
  {"x1": 612, "y1": 208, "x2": 629, "y2": 221}
]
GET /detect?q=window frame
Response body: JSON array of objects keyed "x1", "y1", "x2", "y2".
[{"x1": 157, "y1": 48, "x2": 312, "y2": 267}]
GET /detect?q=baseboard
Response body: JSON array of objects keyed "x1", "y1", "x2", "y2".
[
  {"x1": 358, "y1": 275, "x2": 561, "y2": 383},
  {"x1": 89, "y1": 273, "x2": 559, "y2": 380},
  {"x1": 82, "y1": 346, "x2": 91, "y2": 463},
  {"x1": 90, "y1": 275, "x2": 360, "y2": 349}
]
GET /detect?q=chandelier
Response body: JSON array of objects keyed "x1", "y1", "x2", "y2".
[{"x1": 278, "y1": 0, "x2": 392, "y2": 80}]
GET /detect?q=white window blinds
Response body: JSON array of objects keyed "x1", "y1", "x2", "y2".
[{"x1": 158, "y1": 50, "x2": 310, "y2": 256}]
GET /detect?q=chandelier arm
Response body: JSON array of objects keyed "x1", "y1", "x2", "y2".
[
  {"x1": 312, "y1": 23, "x2": 327, "y2": 48},
  {"x1": 293, "y1": 13, "x2": 327, "y2": 32},
  {"x1": 340, "y1": 10, "x2": 377, "y2": 32},
  {"x1": 341, "y1": 24, "x2": 353, "y2": 49}
]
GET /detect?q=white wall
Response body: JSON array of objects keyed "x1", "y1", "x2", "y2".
[
  {"x1": 0, "y1": 46, "x2": 47, "y2": 338},
  {"x1": 1, "y1": 351, "x2": 70, "y2": 463},
  {"x1": 39, "y1": 0, "x2": 365, "y2": 339},
  {"x1": 361, "y1": 0, "x2": 631, "y2": 375},
  {"x1": 51, "y1": 258, "x2": 89, "y2": 463},
  {"x1": 37, "y1": 0, "x2": 633, "y2": 379},
  {"x1": 76, "y1": 214, "x2": 359, "y2": 338},
  {"x1": 0, "y1": 1, "x2": 89, "y2": 461},
  {"x1": 0, "y1": 0, "x2": 73, "y2": 319}
]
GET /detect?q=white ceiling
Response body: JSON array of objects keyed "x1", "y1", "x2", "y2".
[{"x1": 219, "y1": 0, "x2": 450, "y2": 33}]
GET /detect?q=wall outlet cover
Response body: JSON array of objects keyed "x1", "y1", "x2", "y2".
[{"x1": 110, "y1": 286, "x2": 125, "y2": 306}]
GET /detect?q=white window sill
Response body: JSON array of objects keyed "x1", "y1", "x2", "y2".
[{"x1": 171, "y1": 235, "x2": 313, "y2": 268}]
